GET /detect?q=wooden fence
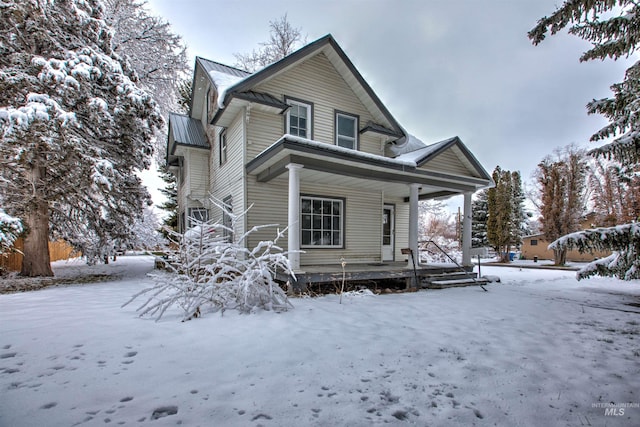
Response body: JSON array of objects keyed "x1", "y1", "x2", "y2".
[{"x1": 0, "y1": 239, "x2": 78, "y2": 272}]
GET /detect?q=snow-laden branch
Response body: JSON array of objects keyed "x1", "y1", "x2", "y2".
[{"x1": 123, "y1": 200, "x2": 295, "y2": 321}]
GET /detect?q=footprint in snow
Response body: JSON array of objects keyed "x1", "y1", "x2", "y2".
[
  {"x1": 1, "y1": 352, "x2": 17, "y2": 359},
  {"x1": 41, "y1": 402, "x2": 57, "y2": 409},
  {"x1": 151, "y1": 405, "x2": 178, "y2": 420},
  {"x1": 123, "y1": 351, "x2": 137, "y2": 358}
]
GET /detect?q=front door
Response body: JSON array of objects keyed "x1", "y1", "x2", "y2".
[{"x1": 382, "y1": 204, "x2": 395, "y2": 261}]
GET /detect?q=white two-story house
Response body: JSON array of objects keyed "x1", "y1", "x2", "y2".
[{"x1": 167, "y1": 34, "x2": 492, "y2": 285}]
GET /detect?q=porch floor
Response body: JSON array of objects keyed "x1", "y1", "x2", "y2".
[{"x1": 278, "y1": 261, "x2": 476, "y2": 290}]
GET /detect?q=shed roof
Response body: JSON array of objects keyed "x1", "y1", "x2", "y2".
[{"x1": 168, "y1": 113, "x2": 209, "y2": 153}]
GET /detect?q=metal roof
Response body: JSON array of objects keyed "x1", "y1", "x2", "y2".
[
  {"x1": 196, "y1": 57, "x2": 251, "y2": 79},
  {"x1": 168, "y1": 113, "x2": 209, "y2": 152},
  {"x1": 234, "y1": 90, "x2": 289, "y2": 110}
]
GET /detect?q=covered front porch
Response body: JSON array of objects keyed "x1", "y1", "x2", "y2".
[{"x1": 246, "y1": 134, "x2": 493, "y2": 283}]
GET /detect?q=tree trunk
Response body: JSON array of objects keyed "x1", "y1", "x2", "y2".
[
  {"x1": 20, "y1": 163, "x2": 53, "y2": 277},
  {"x1": 553, "y1": 248, "x2": 567, "y2": 266}
]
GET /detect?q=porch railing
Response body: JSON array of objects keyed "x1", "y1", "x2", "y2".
[{"x1": 419, "y1": 240, "x2": 487, "y2": 291}]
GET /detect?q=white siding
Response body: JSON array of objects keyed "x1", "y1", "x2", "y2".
[
  {"x1": 208, "y1": 110, "x2": 246, "y2": 237},
  {"x1": 246, "y1": 175, "x2": 384, "y2": 266},
  {"x1": 417, "y1": 149, "x2": 471, "y2": 176},
  {"x1": 250, "y1": 53, "x2": 384, "y2": 159}
]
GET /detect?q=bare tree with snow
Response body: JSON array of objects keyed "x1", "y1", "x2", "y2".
[
  {"x1": 234, "y1": 14, "x2": 306, "y2": 72},
  {"x1": 0, "y1": 0, "x2": 162, "y2": 276},
  {"x1": 103, "y1": 0, "x2": 189, "y2": 161},
  {"x1": 535, "y1": 146, "x2": 588, "y2": 266}
]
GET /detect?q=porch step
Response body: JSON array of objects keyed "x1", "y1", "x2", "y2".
[{"x1": 425, "y1": 277, "x2": 490, "y2": 289}]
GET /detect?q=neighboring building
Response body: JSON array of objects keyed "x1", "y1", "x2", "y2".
[
  {"x1": 166, "y1": 34, "x2": 492, "y2": 272},
  {"x1": 521, "y1": 214, "x2": 611, "y2": 262}
]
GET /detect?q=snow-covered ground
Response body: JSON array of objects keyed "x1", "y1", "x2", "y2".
[{"x1": 1, "y1": 256, "x2": 639, "y2": 426}]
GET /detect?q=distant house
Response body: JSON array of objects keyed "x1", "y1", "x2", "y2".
[
  {"x1": 166, "y1": 34, "x2": 492, "y2": 279},
  {"x1": 521, "y1": 214, "x2": 611, "y2": 262}
]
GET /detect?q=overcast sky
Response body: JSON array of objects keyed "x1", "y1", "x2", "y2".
[{"x1": 145, "y1": 0, "x2": 632, "y2": 207}]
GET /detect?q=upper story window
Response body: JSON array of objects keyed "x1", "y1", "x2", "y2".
[
  {"x1": 286, "y1": 98, "x2": 312, "y2": 139},
  {"x1": 336, "y1": 112, "x2": 358, "y2": 150},
  {"x1": 219, "y1": 129, "x2": 227, "y2": 165}
]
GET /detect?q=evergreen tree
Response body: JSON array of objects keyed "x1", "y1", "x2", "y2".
[
  {"x1": 530, "y1": 1, "x2": 640, "y2": 279},
  {"x1": 509, "y1": 171, "x2": 527, "y2": 250},
  {"x1": 0, "y1": 209, "x2": 23, "y2": 253},
  {"x1": 471, "y1": 189, "x2": 490, "y2": 248},
  {"x1": 536, "y1": 146, "x2": 588, "y2": 266},
  {"x1": 158, "y1": 165, "x2": 178, "y2": 239},
  {"x1": 0, "y1": 0, "x2": 162, "y2": 276},
  {"x1": 487, "y1": 166, "x2": 514, "y2": 262}
]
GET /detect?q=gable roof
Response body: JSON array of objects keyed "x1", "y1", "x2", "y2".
[
  {"x1": 395, "y1": 136, "x2": 493, "y2": 182},
  {"x1": 167, "y1": 112, "x2": 209, "y2": 154},
  {"x1": 207, "y1": 34, "x2": 404, "y2": 138}
]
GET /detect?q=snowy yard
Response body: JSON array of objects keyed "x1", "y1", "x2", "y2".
[{"x1": 1, "y1": 256, "x2": 639, "y2": 426}]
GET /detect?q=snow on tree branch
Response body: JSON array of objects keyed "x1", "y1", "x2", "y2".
[
  {"x1": 549, "y1": 223, "x2": 640, "y2": 280},
  {"x1": 0, "y1": 209, "x2": 22, "y2": 253}
]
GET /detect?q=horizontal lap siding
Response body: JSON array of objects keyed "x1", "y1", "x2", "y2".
[
  {"x1": 247, "y1": 109, "x2": 283, "y2": 160},
  {"x1": 418, "y1": 150, "x2": 470, "y2": 176},
  {"x1": 188, "y1": 149, "x2": 209, "y2": 202},
  {"x1": 247, "y1": 176, "x2": 383, "y2": 265},
  {"x1": 209, "y1": 113, "x2": 245, "y2": 236},
  {"x1": 252, "y1": 53, "x2": 383, "y2": 158}
]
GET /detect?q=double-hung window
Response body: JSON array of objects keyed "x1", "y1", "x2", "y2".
[
  {"x1": 187, "y1": 207, "x2": 209, "y2": 228},
  {"x1": 336, "y1": 112, "x2": 358, "y2": 150},
  {"x1": 219, "y1": 129, "x2": 227, "y2": 165},
  {"x1": 286, "y1": 98, "x2": 312, "y2": 138},
  {"x1": 301, "y1": 196, "x2": 343, "y2": 248}
]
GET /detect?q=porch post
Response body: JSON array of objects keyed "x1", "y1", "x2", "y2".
[
  {"x1": 462, "y1": 191, "x2": 472, "y2": 266},
  {"x1": 286, "y1": 163, "x2": 303, "y2": 270},
  {"x1": 408, "y1": 183, "x2": 420, "y2": 268}
]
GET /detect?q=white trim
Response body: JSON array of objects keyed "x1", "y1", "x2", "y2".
[
  {"x1": 335, "y1": 112, "x2": 358, "y2": 150},
  {"x1": 300, "y1": 196, "x2": 344, "y2": 249},
  {"x1": 286, "y1": 100, "x2": 311, "y2": 139},
  {"x1": 287, "y1": 163, "x2": 304, "y2": 270}
]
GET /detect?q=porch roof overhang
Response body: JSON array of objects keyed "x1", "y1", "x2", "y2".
[{"x1": 246, "y1": 135, "x2": 492, "y2": 199}]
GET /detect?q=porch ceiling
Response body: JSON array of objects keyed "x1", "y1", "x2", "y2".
[{"x1": 246, "y1": 136, "x2": 491, "y2": 198}]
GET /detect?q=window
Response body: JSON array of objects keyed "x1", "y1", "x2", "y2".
[
  {"x1": 530, "y1": 239, "x2": 538, "y2": 246},
  {"x1": 219, "y1": 129, "x2": 227, "y2": 165},
  {"x1": 222, "y1": 195, "x2": 233, "y2": 242},
  {"x1": 336, "y1": 112, "x2": 358, "y2": 150},
  {"x1": 187, "y1": 207, "x2": 209, "y2": 228},
  {"x1": 286, "y1": 98, "x2": 312, "y2": 138},
  {"x1": 301, "y1": 196, "x2": 343, "y2": 248}
]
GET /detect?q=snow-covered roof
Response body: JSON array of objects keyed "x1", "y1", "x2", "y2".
[
  {"x1": 386, "y1": 134, "x2": 428, "y2": 157},
  {"x1": 196, "y1": 58, "x2": 252, "y2": 109},
  {"x1": 271, "y1": 134, "x2": 417, "y2": 167},
  {"x1": 394, "y1": 136, "x2": 457, "y2": 163}
]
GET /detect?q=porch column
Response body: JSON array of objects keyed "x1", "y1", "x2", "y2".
[
  {"x1": 408, "y1": 183, "x2": 420, "y2": 268},
  {"x1": 462, "y1": 191, "x2": 472, "y2": 266},
  {"x1": 286, "y1": 163, "x2": 303, "y2": 270}
]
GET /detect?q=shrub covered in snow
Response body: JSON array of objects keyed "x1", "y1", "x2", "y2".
[{"x1": 124, "y1": 202, "x2": 294, "y2": 320}]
